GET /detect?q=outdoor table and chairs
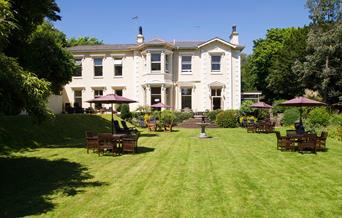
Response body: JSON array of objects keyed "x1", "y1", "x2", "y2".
[
  {"x1": 275, "y1": 130, "x2": 328, "y2": 154},
  {"x1": 85, "y1": 128, "x2": 139, "y2": 156}
]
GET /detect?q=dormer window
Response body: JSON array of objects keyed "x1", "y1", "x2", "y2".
[{"x1": 151, "y1": 53, "x2": 161, "y2": 71}]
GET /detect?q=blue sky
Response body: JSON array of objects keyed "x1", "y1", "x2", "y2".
[{"x1": 54, "y1": 0, "x2": 310, "y2": 54}]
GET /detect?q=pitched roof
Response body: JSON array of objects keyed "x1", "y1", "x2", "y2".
[
  {"x1": 67, "y1": 44, "x2": 135, "y2": 52},
  {"x1": 173, "y1": 41, "x2": 205, "y2": 49}
]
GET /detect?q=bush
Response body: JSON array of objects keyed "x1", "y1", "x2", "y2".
[
  {"x1": 255, "y1": 109, "x2": 269, "y2": 120},
  {"x1": 282, "y1": 108, "x2": 300, "y2": 126},
  {"x1": 215, "y1": 110, "x2": 239, "y2": 128},
  {"x1": 304, "y1": 108, "x2": 330, "y2": 133},
  {"x1": 174, "y1": 111, "x2": 193, "y2": 124},
  {"x1": 160, "y1": 110, "x2": 176, "y2": 126},
  {"x1": 329, "y1": 113, "x2": 342, "y2": 126},
  {"x1": 239, "y1": 115, "x2": 257, "y2": 124},
  {"x1": 206, "y1": 109, "x2": 222, "y2": 121},
  {"x1": 239, "y1": 100, "x2": 255, "y2": 116},
  {"x1": 120, "y1": 104, "x2": 131, "y2": 120}
]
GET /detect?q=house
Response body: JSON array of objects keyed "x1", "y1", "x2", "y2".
[{"x1": 61, "y1": 26, "x2": 244, "y2": 112}]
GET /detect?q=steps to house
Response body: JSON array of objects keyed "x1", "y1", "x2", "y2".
[{"x1": 177, "y1": 117, "x2": 218, "y2": 128}]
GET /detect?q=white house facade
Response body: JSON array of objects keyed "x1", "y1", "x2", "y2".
[{"x1": 61, "y1": 26, "x2": 244, "y2": 112}]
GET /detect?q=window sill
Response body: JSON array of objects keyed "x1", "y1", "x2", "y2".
[
  {"x1": 114, "y1": 76, "x2": 123, "y2": 78},
  {"x1": 72, "y1": 76, "x2": 82, "y2": 79},
  {"x1": 181, "y1": 72, "x2": 192, "y2": 75},
  {"x1": 211, "y1": 71, "x2": 222, "y2": 74},
  {"x1": 94, "y1": 76, "x2": 104, "y2": 79}
]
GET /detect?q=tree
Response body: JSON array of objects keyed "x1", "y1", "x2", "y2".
[
  {"x1": 294, "y1": 0, "x2": 342, "y2": 104},
  {"x1": 4, "y1": 0, "x2": 61, "y2": 58},
  {"x1": 266, "y1": 27, "x2": 309, "y2": 100},
  {"x1": 241, "y1": 53, "x2": 256, "y2": 91},
  {"x1": 0, "y1": 53, "x2": 51, "y2": 120},
  {"x1": 247, "y1": 28, "x2": 303, "y2": 101},
  {"x1": 67, "y1": 36, "x2": 103, "y2": 47},
  {"x1": 0, "y1": 0, "x2": 16, "y2": 50},
  {"x1": 21, "y1": 21, "x2": 75, "y2": 94}
]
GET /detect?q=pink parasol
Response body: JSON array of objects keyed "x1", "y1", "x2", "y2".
[
  {"x1": 151, "y1": 102, "x2": 172, "y2": 109},
  {"x1": 280, "y1": 96, "x2": 326, "y2": 124},
  {"x1": 87, "y1": 94, "x2": 137, "y2": 134},
  {"x1": 250, "y1": 101, "x2": 272, "y2": 109}
]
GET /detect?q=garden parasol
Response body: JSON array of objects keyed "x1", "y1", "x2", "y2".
[
  {"x1": 151, "y1": 102, "x2": 172, "y2": 109},
  {"x1": 87, "y1": 94, "x2": 136, "y2": 134},
  {"x1": 250, "y1": 101, "x2": 272, "y2": 109},
  {"x1": 280, "y1": 96, "x2": 326, "y2": 124}
]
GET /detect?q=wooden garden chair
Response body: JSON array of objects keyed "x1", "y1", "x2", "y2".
[
  {"x1": 316, "y1": 131, "x2": 328, "y2": 151},
  {"x1": 298, "y1": 134, "x2": 317, "y2": 154},
  {"x1": 85, "y1": 131, "x2": 98, "y2": 153},
  {"x1": 98, "y1": 133, "x2": 118, "y2": 156},
  {"x1": 275, "y1": 131, "x2": 293, "y2": 151},
  {"x1": 122, "y1": 134, "x2": 139, "y2": 154}
]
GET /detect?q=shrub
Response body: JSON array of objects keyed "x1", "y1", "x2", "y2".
[
  {"x1": 239, "y1": 100, "x2": 255, "y2": 116},
  {"x1": 216, "y1": 110, "x2": 239, "y2": 128},
  {"x1": 119, "y1": 104, "x2": 131, "y2": 120},
  {"x1": 304, "y1": 108, "x2": 330, "y2": 133},
  {"x1": 255, "y1": 109, "x2": 269, "y2": 120},
  {"x1": 174, "y1": 111, "x2": 193, "y2": 124},
  {"x1": 206, "y1": 109, "x2": 222, "y2": 121},
  {"x1": 239, "y1": 115, "x2": 257, "y2": 124},
  {"x1": 160, "y1": 110, "x2": 176, "y2": 126},
  {"x1": 329, "y1": 113, "x2": 342, "y2": 126},
  {"x1": 282, "y1": 108, "x2": 300, "y2": 126},
  {"x1": 144, "y1": 113, "x2": 151, "y2": 124}
]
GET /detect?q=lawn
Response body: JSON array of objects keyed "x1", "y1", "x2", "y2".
[{"x1": 0, "y1": 115, "x2": 342, "y2": 217}]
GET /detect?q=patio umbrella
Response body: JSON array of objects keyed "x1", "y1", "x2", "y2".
[
  {"x1": 250, "y1": 101, "x2": 272, "y2": 109},
  {"x1": 151, "y1": 102, "x2": 172, "y2": 109},
  {"x1": 280, "y1": 96, "x2": 326, "y2": 124},
  {"x1": 87, "y1": 94, "x2": 136, "y2": 134}
]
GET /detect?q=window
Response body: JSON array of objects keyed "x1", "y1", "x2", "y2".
[
  {"x1": 211, "y1": 88, "x2": 222, "y2": 97},
  {"x1": 94, "y1": 89, "x2": 103, "y2": 109},
  {"x1": 151, "y1": 53, "x2": 161, "y2": 71},
  {"x1": 94, "y1": 58, "x2": 103, "y2": 76},
  {"x1": 165, "y1": 54, "x2": 169, "y2": 72},
  {"x1": 211, "y1": 55, "x2": 221, "y2": 71},
  {"x1": 151, "y1": 87, "x2": 161, "y2": 105},
  {"x1": 74, "y1": 90, "x2": 82, "y2": 108},
  {"x1": 74, "y1": 58, "x2": 82, "y2": 77},
  {"x1": 114, "y1": 58, "x2": 123, "y2": 77},
  {"x1": 181, "y1": 56, "x2": 192, "y2": 72},
  {"x1": 211, "y1": 88, "x2": 222, "y2": 110},
  {"x1": 181, "y1": 87, "x2": 192, "y2": 109},
  {"x1": 94, "y1": 89, "x2": 103, "y2": 98},
  {"x1": 114, "y1": 89, "x2": 123, "y2": 96}
]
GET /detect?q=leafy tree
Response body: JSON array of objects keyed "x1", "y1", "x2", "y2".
[
  {"x1": 266, "y1": 27, "x2": 309, "y2": 100},
  {"x1": 67, "y1": 37, "x2": 103, "y2": 47},
  {"x1": 21, "y1": 21, "x2": 75, "y2": 94},
  {"x1": 241, "y1": 53, "x2": 256, "y2": 91},
  {"x1": 0, "y1": 53, "x2": 51, "y2": 120},
  {"x1": 4, "y1": 0, "x2": 61, "y2": 58},
  {"x1": 0, "y1": 0, "x2": 16, "y2": 50},
  {"x1": 294, "y1": 0, "x2": 342, "y2": 104},
  {"x1": 247, "y1": 28, "x2": 295, "y2": 101}
]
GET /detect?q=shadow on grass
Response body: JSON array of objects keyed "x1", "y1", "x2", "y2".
[
  {"x1": 137, "y1": 146, "x2": 155, "y2": 154},
  {"x1": 139, "y1": 133, "x2": 159, "y2": 137},
  {"x1": 0, "y1": 156, "x2": 105, "y2": 217},
  {"x1": 0, "y1": 114, "x2": 112, "y2": 154}
]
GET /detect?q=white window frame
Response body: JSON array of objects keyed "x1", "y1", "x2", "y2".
[
  {"x1": 211, "y1": 55, "x2": 221, "y2": 73},
  {"x1": 93, "y1": 58, "x2": 104, "y2": 78},
  {"x1": 114, "y1": 58, "x2": 123, "y2": 77},
  {"x1": 73, "y1": 58, "x2": 83, "y2": 78},
  {"x1": 181, "y1": 56, "x2": 192, "y2": 74},
  {"x1": 151, "y1": 53, "x2": 161, "y2": 72},
  {"x1": 165, "y1": 54, "x2": 169, "y2": 73}
]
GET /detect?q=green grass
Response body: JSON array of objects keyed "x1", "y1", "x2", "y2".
[{"x1": 1, "y1": 115, "x2": 342, "y2": 217}]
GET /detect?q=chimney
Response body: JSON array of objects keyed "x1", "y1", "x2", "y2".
[
  {"x1": 229, "y1": 25, "x2": 239, "y2": 45},
  {"x1": 136, "y1": 26, "x2": 144, "y2": 44}
]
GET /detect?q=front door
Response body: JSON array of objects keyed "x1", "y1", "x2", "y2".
[{"x1": 212, "y1": 97, "x2": 221, "y2": 110}]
